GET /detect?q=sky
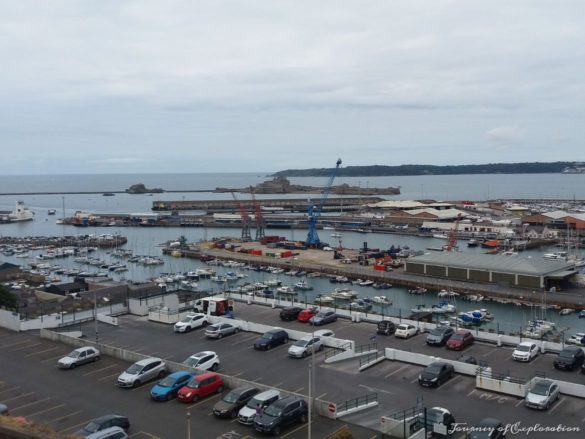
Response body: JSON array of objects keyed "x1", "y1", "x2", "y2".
[{"x1": 0, "y1": 1, "x2": 584, "y2": 175}]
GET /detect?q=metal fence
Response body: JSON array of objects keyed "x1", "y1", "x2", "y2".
[{"x1": 336, "y1": 392, "x2": 378, "y2": 415}]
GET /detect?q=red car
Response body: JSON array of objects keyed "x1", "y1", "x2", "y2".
[
  {"x1": 446, "y1": 330, "x2": 475, "y2": 350},
  {"x1": 177, "y1": 372, "x2": 223, "y2": 403},
  {"x1": 297, "y1": 307, "x2": 318, "y2": 323}
]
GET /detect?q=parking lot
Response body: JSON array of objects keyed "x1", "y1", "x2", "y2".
[
  {"x1": 3, "y1": 301, "x2": 585, "y2": 438},
  {"x1": 0, "y1": 327, "x2": 374, "y2": 438}
]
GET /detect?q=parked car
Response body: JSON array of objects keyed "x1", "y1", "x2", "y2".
[
  {"x1": 314, "y1": 329, "x2": 335, "y2": 338},
  {"x1": 395, "y1": 323, "x2": 419, "y2": 339},
  {"x1": 173, "y1": 313, "x2": 208, "y2": 333},
  {"x1": 297, "y1": 307, "x2": 318, "y2": 323},
  {"x1": 238, "y1": 389, "x2": 280, "y2": 425},
  {"x1": 309, "y1": 310, "x2": 337, "y2": 326},
  {"x1": 457, "y1": 354, "x2": 478, "y2": 365},
  {"x1": 467, "y1": 417, "x2": 505, "y2": 439},
  {"x1": 254, "y1": 396, "x2": 307, "y2": 435},
  {"x1": 177, "y1": 372, "x2": 223, "y2": 403},
  {"x1": 205, "y1": 322, "x2": 240, "y2": 339},
  {"x1": 117, "y1": 358, "x2": 166, "y2": 388},
  {"x1": 86, "y1": 427, "x2": 128, "y2": 439},
  {"x1": 426, "y1": 327, "x2": 455, "y2": 346},
  {"x1": 213, "y1": 384, "x2": 259, "y2": 418},
  {"x1": 0, "y1": 403, "x2": 8, "y2": 415},
  {"x1": 279, "y1": 306, "x2": 303, "y2": 321},
  {"x1": 377, "y1": 320, "x2": 396, "y2": 336},
  {"x1": 525, "y1": 379, "x2": 560, "y2": 410},
  {"x1": 183, "y1": 351, "x2": 220, "y2": 372},
  {"x1": 512, "y1": 341, "x2": 539, "y2": 362},
  {"x1": 446, "y1": 330, "x2": 474, "y2": 350},
  {"x1": 418, "y1": 362, "x2": 455, "y2": 387},
  {"x1": 422, "y1": 407, "x2": 455, "y2": 438},
  {"x1": 74, "y1": 415, "x2": 130, "y2": 437},
  {"x1": 553, "y1": 345, "x2": 585, "y2": 370},
  {"x1": 150, "y1": 371, "x2": 194, "y2": 401},
  {"x1": 57, "y1": 347, "x2": 100, "y2": 369},
  {"x1": 288, "y1": 336, "x2": 323, "y2": 358},
  {"x1": 254, "y1": 329, "x2": 289, "y2": 350}
]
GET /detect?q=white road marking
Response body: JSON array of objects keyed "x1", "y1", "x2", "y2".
[
  {"x1": 23, "y1": 346, "x2": 60, "y2": 358},
  {"x1": 3, "y1": 392, "x2": 35, "y2": 403},
  {"x1": 385, "y1": 364, "x2": 408, "y2": 378},
  {"x1": 0, "y1": 386, "x2": 20, "y2": 396},
  {"x1": 26, "y1": 403, "x2": 66, "y2": 418},
  {"x1": 440, "y1": 375, "x2": 462, "y2": 389},
  {"x1": 548, "y1": 396, "x2": 566, "y2": 415},
  {"x1": 515, "y1": 398, "x2": 524, "y2": 407},
  {"x1": 467, "y1": 389, "x2": 476, "y2": 397},
  {"x1": 13, "y1": 342, "x2": 42, "y2": 351},
  {"x1": 358, "y1": 384, "x2": 394, "y2": 395},
  {"x1": 82, "y1": 364, "x2": 117, "y2": 376},
  {"x1": 11, "y1": 397, "x2": 51, "y2": 412}
]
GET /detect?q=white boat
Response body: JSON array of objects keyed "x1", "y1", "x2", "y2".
[
  {"x1": 331, "y1": 288, "x2": 358, "y2": 300},
  {"x1": 458, "y1": 309, "x2": 493, "y2": 325},
  {"x1": 567, "y1": 333, "x2": 585, "y2": 345},
  {"x1": 276, "y1": 286, "x2": 296, "y2": 295},
  {"x1": 559, "y1": 308, "x2": 575, "y2": 315},
  {"x1": 359, "y1": 279, "x2": 374, "y2": 287},
  {"x1": 265, "y1": 278, "x2": 282, "y2": 287},
  {"x1": 331, "y1": 232, "x2": 342, "y2": 238},
  {"x1": 371, "y1": 296, "x2": 392, "y2": 305},
  {"x1": 294, "y1": 280, "x2": 313, "y2": 291},
  {"x1": 409, "y1": 286, "x2": 428, "y2": 295},
  {"x1": 433, "y1": 233, "x2": 448, "y2": 239},
  {"x1": 411, "y1": 301, "x2": 456, "y2": 314},
  {"x1": 437, "y1": 289, "x2": 458, "y2": 298},
  {"x1": 6, "y1": 201, "x2": 34, "y2": 222},
  {"x1": 315, "y1": 295, "x2": 334, "y2": 304}
]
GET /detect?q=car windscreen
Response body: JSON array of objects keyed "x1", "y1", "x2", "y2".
[
  {"x1": 84, "y1": 421, "x2": 101, "y2": 433},
  {"x1": 294, "y1": 339, "x2": 310, "y2": 347},
  {"x1": 315, "y1": 313, "x2": 326, "y2": 318},
  {"x1": 261, "y1": 333, "x2": 273, "y2": 340},
  {"x1": 425, "y1": 365, "x2": 442, "y2": 374},
  {"x1": 158, "y1": 376, "x2": 176, "y2": 387},
  {"x1": 208, "y1": 324, "x2": 220, "y2": 331},
  {"x1": 125, "y1": 364, "x2": 142, "y2": 374},
  {"x1": 530, "y1": 382, "x2": 551, "y2": 396},
  {"x1": 186, "y1": 378, "x2": 201, "y2": 388},
  {"x1": 67, "y1": 351, "x2": 81, "y2": 358},
  {"x1": 263, "y1": 404, "x2": 282, "y2": 416},
  {"x1": 222, "y1": 391, "x2": 239, "y2": 403},
  {"x1": 558, "y1": 350, "x2": 576, "y2": 359},
  {"x1": 516, "y1": 345, "x2": 530, "y2": 352},
  {"x1": 246, "y1": 396, "x2": 262, "y2": 408},
  {"x1": 180, "y1": 316, "x2": 192, "y2": 323},
  {"x1": 451, "y1": 333, "x2": 465, "y2": 340},
  {"x1": 429, "y1": 329, "x2": 445, "y2": 336}
]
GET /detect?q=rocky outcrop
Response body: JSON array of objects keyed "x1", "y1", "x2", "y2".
[{"x1": 125, "y1": 183, "x2": 164, "y2": 194}]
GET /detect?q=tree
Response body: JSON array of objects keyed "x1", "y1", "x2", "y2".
[{"x1": 0, "y1": 285, "x2": 17, "y2": 310}]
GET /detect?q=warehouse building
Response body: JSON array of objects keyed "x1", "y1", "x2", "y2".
[{"x1": 404, "y1": 252, "x2": 578, "y2": 290}]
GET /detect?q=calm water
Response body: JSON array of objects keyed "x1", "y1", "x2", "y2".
[{"x1": 1, "y1": 172, "x2": 585, "y2": 334}]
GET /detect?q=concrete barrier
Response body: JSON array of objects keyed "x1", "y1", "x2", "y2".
[{"x1": 97, "y1": 314, "x2": 118, "y2": 326}]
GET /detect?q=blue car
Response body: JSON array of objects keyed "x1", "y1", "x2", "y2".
[{"x1": 150, "y1": 371, "x2": 194, "y2": 401}]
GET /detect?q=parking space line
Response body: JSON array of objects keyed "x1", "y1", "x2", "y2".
[
  {"x1": 410, "y1": 377, "x2": 419, "y2": 384},
  {"x1": 548, "y1": 396, "x2": 566, "y2": 415},
  {"x1": 97, "y1": 372, "x2": 121, "y2": 382},
  {"x1": 26, "y1": 403, "x2": 66, "y2": 418},
  {"x1": 11, "y1": 397, "x2": 51, "y2": 412},
  {"x1": 13, "y1": 342, "x2": 42, "y2": 351},
  {"x1": 0, "y1": 386, "x2": 20, "y2": 395},
  {"x1": 58, "y1": 418, "x2": 93, "y2": 433},
  {"x1": 3, "y1": 392, "x2": 35, "y2": 403},
  {"x1": 515, "y1": 398, "x2": 524, "y2": 407},
  {"x1": 317, "y1": 392, "x2": 327, "y2": 400},
  {"x1": 232, "y1": 372, "x2": 243, "y2": 378},
  {"x1": 385, "y1": 364, "x2": 408, "y2": 378},
  {"x1": 49, "y1": 410, "x2": 83, "y2": 424},
  {"x1": 440, "y1": 375, "x2": 462, "y2": 389},
  {"x1": 187, "y1": 393, "x2": 221, "y2": 409},
  {"x1": 23, "y1": 346, "x2": 60, "y2": 358},
  {"x1": 273, "y1": 382, "x2": 283, "y2": 388},
  {"x1": 42, "y1": 353, "x2": 70, "y2": 363},
  {"x1": 252, "y1": 377, "x2": 263, "y2": 382},
  {"x1": 467, "y1": 389, "x2": 476, "y2": 397},
  {"x1": 280, "y1": 422, "x2": 308, "y2": 438},
  {"x1": 293, "y1": 386, "x2": 305, "y2": 393},
  {"x1": 233, "y1": 335, "x2": 258, "y2": 345},
  {"x1": 82, "y1": 364, "x2": 117, "y2": 376},
  {"x1": 1, "y1": 340, "x2": 35, "y2": 349}
]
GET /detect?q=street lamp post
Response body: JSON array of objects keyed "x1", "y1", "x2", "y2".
[
  {"x1": 94, "y1": 291, "x2": 99, "y2": 344},
  {"x1": 187, "y1": 411, "x2": 191, "y2": 439}
]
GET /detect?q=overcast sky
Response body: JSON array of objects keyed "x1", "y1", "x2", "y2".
[{"x1": 1, "y1": 1, "x2": 583, "y2": 175}]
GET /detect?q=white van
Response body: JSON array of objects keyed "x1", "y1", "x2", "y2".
[{"x1": 237, "y1": 389, "x2": 280, "y2": 425}]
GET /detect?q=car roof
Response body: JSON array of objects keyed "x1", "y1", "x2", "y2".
[
  {"x1": 517, "y1": 341, "x2": 536, "y2": 347},
  {"x1": 478, "y1": 417, "x2": 502, "y2": 427},
  {"x1": 271, "y1": 395, "x2": 303, "y2": 407},
  {"x1": 427, "y1": 361, "x2": 449, "y2": 367},
  {"x1": 92, "y1": 414, "x2": 125, "y2": 423},
  {"x1": 299, "y1": 335, "x2": 319, "y2": 341},
  {"x1": 533, "y1": 379, "x2": 555, "y2": 387},
  {"x1": 192, "y1": 351, "x2": 216, "y2": 358},
  {"x1": 230, "y1": 384, "x2": 258, "y2": 394},
  {"x1": 73, "y1": 346, "x2": 95, "y2": 352},
  {"x1": 454, "y1": 329, "x2": 471, "y2": 334},
  {"x1": 194, "y1": 372, "x2": 220, "y2": 380},
  {"x1": 135, "y1": 357, "x2": 162, "y2": 366},
  {"x1": 86, "y1": 426, "x2": 126, "y2": 439},
  {"x1": 561, "y1": 345, "x2": 582, "y2": 352},
  {"x1": 254, "y1": 389, "x2": 280, "y2": 399},
  {"x1": 167, "y1": 371, "x2": 193, "y2": 378}
]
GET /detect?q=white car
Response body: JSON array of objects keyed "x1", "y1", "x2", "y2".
[
  {"x1": 525, "y1": 379, "x2": 560, "y2": 410},
  {"x1": 57, "y1": 347, "x2": 100, "y2": 369},
  {"x1": 288, "y1": 336, "x2": 323, "y2": 358},
  {"x1": 174, "y1": 313, "x2": 208, "y2": 333},
  {"x1": 314, "y1": 329, "x2": 335, "y2": 338},
  {"x1": 567, "y1": 333, "x2": 585, "y2": 346},
  {"x1": 117, "y1": 357, "x2": 167, "y2": 388},
  {"x1": 395, "y1": 323, "x2": 419, "y2": 339},
  {"x1": 512, "y1": 341, "x2": 539, "y2": 362},
  {"x1": 183, "y1": 351, "x2": 220, "y2": 371}
]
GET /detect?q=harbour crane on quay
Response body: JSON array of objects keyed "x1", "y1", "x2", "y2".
[
  {"x1": 305, "y1": 158, "x2": 342, "y2": 248},
  {"x1": 231, "y1": 192, "x2": 252, "y2": 241}
]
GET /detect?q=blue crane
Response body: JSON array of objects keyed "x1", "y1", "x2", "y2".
[{"x1": 305, "y1": 158, "x2": 342, "y2": 247}]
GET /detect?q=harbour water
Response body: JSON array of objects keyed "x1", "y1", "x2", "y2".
[{"x1": 1, "y1": 172, "x2": 585, "y2": 336}]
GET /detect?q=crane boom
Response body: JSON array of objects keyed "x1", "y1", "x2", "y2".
[
  {"x1": 231, "y1": 192, "x2": 252, "y2": 241},
  {"x1": 445, "y1": 213, "x2": 462, "y2": 252},
  {"x1": 306, "y1": 158, "x2": 342, "y2": 247}
]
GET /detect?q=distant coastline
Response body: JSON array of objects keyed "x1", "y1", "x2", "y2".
[{"x1": 272, "y1": 161, "x2": 578, "y2": 177}]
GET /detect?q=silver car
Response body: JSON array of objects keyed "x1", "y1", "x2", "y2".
[
  {"x1": 58, "y1": 347, "x2": 100, "y2": 369},
  {"x1": 117, "y1": 357, "x2": 167, "y2": 388},
  {"x1": 205, "y1": 322, "x2": 240, "y2": 339},
  {"x1": 525, "y1": 379, "x2": 560, "y2": 410},
  {"x1": 288, "y1": 336, "x2": 323, "y2": 358}
]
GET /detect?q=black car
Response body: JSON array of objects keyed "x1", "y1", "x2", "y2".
[
  {"x1": 254, "y1": 396, "x2": 307, "y2": 435},
  {"x1": 426, "y1": 327, "x2": 455, "y2": 346},
  {"x1": 74, "y1": 415, "x2": 130, "y2": 437},
  {"x1": 254, "y1": 329, "x2": 289, "y2": 350},
  {"x1": 377, "y1": 320, "x2": 396, "y2": 335},
  {"x1": 279, "y1": 306, "x2": 303, "y2": 321},
  {"x1": 213, "y1": 384, "x2": 259, "y2": 418},
  {"x1": 553, "y1": 345, "x2": 585, "y2": 370},
  {"x1": 418, "y1": 362, "x2": 454, "y2": 387},
  {"x1": 468, "y1": 417, "x2": 505, "y2": 439}
]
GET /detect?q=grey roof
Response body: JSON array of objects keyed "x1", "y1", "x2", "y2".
[{"x1": 407, "y1": 252, "x2": 577, "y2": 277}]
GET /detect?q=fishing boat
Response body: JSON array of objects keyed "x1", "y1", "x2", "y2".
[
  {"x1": 411, "y1": 301, "x2": 456, "y2": 314},
  {"x1": 458, "y1": 309, "x2": 493, "y2": 325},
  {"x1": 467, "y1": 239, "x2": 479, "y2": 247},
  {"x1": 48, "y1": 209, "x2": 57, "y2": 215},
  {"x1": 559, "y1": 308, "x2": 575, "y2": 316},
  {"x1": 371, "y1": 295, "x2": 392, "y2": 305},
  {"x1": 437, "y1": 289, "x2": 458, "y2": 298},
  {"x1": 276, "y1": 285, "x2": 297, "y2": 295},
  {"x1": 265, "y1": 278, "x2": 282, "y2": 287},
  {"x1": 5, "y1": 201, "x2": 34, "y2": 222},
  {"x1": 359, "y1": 279, "x2": 374, "y2": 287},
  {"x1": 349, "y1": 299, "x2": 372, "y2": 311},
  {"x1": 372, "y1": 283, "x2": 392, "y2": 290},
  {"x1": 409, "y1": 286, "x2": 428, "y2": 295},
  {"x1": 294, "y1": 280, "x2": 313, "y2": 291},
  {"x1": 315, "y1": 295, "x2": 334, "y2": 305},
  {"x1": 331, "y1": 288, "x2": 358, "y2": 300}
]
